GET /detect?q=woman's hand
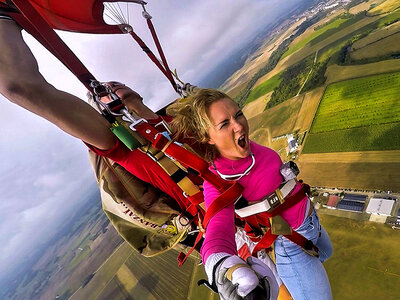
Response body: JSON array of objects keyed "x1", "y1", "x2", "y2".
[{"x1": 203, "y1": 253, "x2": 279, "y2": 300}]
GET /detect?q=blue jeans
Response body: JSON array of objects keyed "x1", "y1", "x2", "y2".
[{"x1": 274, "y1": 208, "x2": 333, "y2": 300}]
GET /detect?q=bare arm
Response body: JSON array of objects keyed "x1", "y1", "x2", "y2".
[{"x1": 0, "y1": 19, "x2": 116, "y2": 150}]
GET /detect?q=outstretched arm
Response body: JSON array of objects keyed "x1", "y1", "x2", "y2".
[{"x1": 0, "y1": 19, "x2": 116, "y2": 150}]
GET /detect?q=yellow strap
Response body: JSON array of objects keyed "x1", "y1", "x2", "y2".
[
  {"x1": 177, "y1": 176, "x2": 200, "y2": 196},
  {"x1": 157, "y1": 156, "x2": 180, "y2": 175},
  {"x1": 226, "y1": 264, "x2": 251, "y2": 281},
  {"x1": 275, "y1": 188, "x2": 285, "y2": 204}
]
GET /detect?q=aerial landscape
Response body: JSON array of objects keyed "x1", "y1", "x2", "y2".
[{"x1": 1, "y1": 0, "x2": 400, "y2": 299}]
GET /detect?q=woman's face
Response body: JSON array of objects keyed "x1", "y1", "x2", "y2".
[{"x1": 207, "y1": 98, "x2": 250, "y2": 160}]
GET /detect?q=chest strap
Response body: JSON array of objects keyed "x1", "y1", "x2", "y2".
[{"x1": 235, "y1": 179, "x2": 297, "y2": 218}]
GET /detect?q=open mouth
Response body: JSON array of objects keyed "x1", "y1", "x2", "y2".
[{"x1": 238, "y1": 135, "x2": 247, "y2": 149}]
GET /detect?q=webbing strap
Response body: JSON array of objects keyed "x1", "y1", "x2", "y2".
[
  {"x1": 177, "y1": 229, "x2": 204, "y2": 266},
  {"x1": 145, "y1": 18, "x2": 177, "y2": 90},
  {"x1": 250, "y1": 226, "x2": 320, "y2": 257},
  {"x1": 134, "y1": 122, "x2": 238, "y2": 194},
  {"x1": 283, "y1": 230, "x2": 319, "y2": 256},
  {"x1": 202, "y1": 182, "x2": 243, "y2": 229},
  {"x1": 251, "y1": 228, "x2": 278, "y2": 256},
  {"x1": 9, "y1": 0, "x2": 96, "y2": 91},
  {"x1": 259, "y1": 184, "x2": 310, "y2": 219}
]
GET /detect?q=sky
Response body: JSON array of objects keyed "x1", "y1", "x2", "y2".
[{"x1": 0, "y1": 0, "x2": 307, "y2": 283}]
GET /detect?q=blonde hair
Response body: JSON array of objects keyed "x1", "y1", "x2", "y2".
[{"x1": 167, "y1": 88, "x2": 232, "y2": 161}]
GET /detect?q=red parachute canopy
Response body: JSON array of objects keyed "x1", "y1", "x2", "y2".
[
  {"x1": 1, "y1": 0, "x2": 145, "y2": 33},
  {"x1": 1, "y1": 0, "x2": 178, "y2": 92}
]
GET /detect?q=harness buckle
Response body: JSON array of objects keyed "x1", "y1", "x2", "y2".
[
  {"x1": 302, "y1": 240, "x2": 319, "y2": 258},
  {"x1": 121, "y1": 110, "x2": 147, "y2": 132},
  {"x1": 267, "y1": 190, "x2": 283, "y2": 210}
]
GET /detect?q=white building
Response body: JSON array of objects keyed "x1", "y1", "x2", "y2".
[
  {"x1": 365, "y1": 197, "x2": 395, "y2": 216},
  {"x1": 287, "y1": 136, "x2": 299, "y2": 153}
]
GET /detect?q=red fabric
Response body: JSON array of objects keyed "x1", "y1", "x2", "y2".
[
  {"x1": 86, "y1": 116, "x2": 189, "y2": 210},
  {"x1": 3, "y1": 0, "x2": 132, "y2": 33},
  {"x1": 238, "y1": 244, "x2": 252, "y2": 261},
  {"x1": 87, "y1": 139, "x2": 189, "y2": 210}
]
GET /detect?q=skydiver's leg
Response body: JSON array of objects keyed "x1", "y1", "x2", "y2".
[{"x1": 0, "y1": 18, "x2": 116, "y2": 150}]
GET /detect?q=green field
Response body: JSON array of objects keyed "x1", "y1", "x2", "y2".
[
  {"x1": 317, "y1": 9, "x2": 400, "y2": 63},
  {"x1": 320, "y1": 213, "x2": 400, "y2": 300},
  {"x1": 303, "y1": 122, "x2": 400, "y2": 153},
  {"x1": 244, "y1": 72, "x2": 282, "y2": 104},
  {"x1": 303, "y1": 72, "x2": 400, "y2": 153},
  {"x1": 282, "y1": 13, "x2": 363, "y2": 59}
]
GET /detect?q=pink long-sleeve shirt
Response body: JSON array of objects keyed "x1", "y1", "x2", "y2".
[{"x1": 200, "y1": 141, "x2": 308, "y2": 263}]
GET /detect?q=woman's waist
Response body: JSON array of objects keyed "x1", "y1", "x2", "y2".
[{"x1": 279, "y1": 196, "x2": 310, "y2": 229}]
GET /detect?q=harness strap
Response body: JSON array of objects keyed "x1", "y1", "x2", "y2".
[
  {"x1": 234, "y1": 184, "x2": 318, "y2": 257},
  {"x1": 236, "y1": 179, "x2": 297, "y2": 218},
  {"x1": 251, "y1": 228, "x2": 278, "y2": 256},
  {"x1": 260, "y1": 184, "x2": 310, "y2": 219},
  {"x1": 202, "y1": 182, "x2": 243, "y2": 229},
  {"x1": 9, "y1": 0, "x2": 96, "y2": 91},
  {"x1": 177, "y1": 226, "x2": 205, "y2": 266},
  {"x1": 134, "y1": 122, "x2": 237, "y2": 193},
  {"x1": 145, "y1": 17, "x2": 177, "y2": 91},
  {"x1": 284, "y1": 230, "x2": 319, "y2": 257}
]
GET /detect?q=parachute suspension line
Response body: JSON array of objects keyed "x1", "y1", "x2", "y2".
[
  {"x1": 126, "y1": 3, "x2": 130, "y2": 25},
  {"x1": 103, "y1": 2, "x2": 128, "y2": 25},
  {"x1": 103, "y1": 2, "x2": 182, "y2": 95}
]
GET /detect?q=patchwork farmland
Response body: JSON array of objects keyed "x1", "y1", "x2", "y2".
[{"x1": 303, "y1": 72, "x2": 400, "y2": 153}]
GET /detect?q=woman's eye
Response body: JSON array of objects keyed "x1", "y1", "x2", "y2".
[
  {"x1": 236, "y1": 111, "x2": 244, "y2": 118},
  {"x1": 220, "y1": 123, "x2": 228, "y2": 129}
]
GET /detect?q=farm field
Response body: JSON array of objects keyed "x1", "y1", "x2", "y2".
[
  {"x1": 250, "y1": 127, "x2": 273, "y2": 148},
  {"x1": 293, "y1": 86, "x2": 325, "y2": 132},
  {"x1": 242, "y1": 92, "x2": 270, "y2": 120},
  {"x1": 303, "y1": 72, "x2": 400, "y2": 153},
  {"x1": 352, "y1": 21, "x2": 400, "y2": 50},
  {"x1": 368, "y1": 0, "x2": 400, "y2": 15},
  {"x1": 316, "y1": 10, "x2": 400, "y2": 63},
  {"x1": 320, "y1": 214, "x2": 400, "y2": 300},
  {"x1": 350, "y1": 32, "x2": 400, "y2": 60},
  {"x1": 281, "y1": 14, "x2": 351, "y2": 59},
  {"x1": 349, "y1": 0, "x2": 385, "y2": 14},
  {"x1": 303, "y1": 122, "x2": 400, "y2": 153},
  {"x1": 247, "y1": 95, "x2": 303, "y2": 138},
  {"x1": 221, "y1": 19, "x2": 304, "y2": 96},
  {"x1": 247, "y1": 87, "x2": 323, "y2": 158},
  {"x1": 286, "y1": 8, "x2": 345, "y2": 56},
  {"x1": 244, "y1": 72, "x2": 282, "y2": 105},
  {"x1": 297, "y1": 149, "x2": 400, "y2": 192},
  {"x1": 70, "y1": 242, "x2": 133, "y2": 300},
  {"x1": 325, "y1": 60, "x2": 400, "y2": 84},
  {"x1": 73, "y1": 244, "x2": 217, "y2": 300},
  {"x1": 255, "y1": 13, "x2": 382, "y2": 87},
  {"x1": 299, "y1": 150, "x2": 400, "y2": 163},
  {"x1": 297, "y1": 157, "x2": 400, "y2": 191}
]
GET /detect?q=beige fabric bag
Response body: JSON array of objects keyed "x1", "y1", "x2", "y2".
[{"x1": 88, "y1": 150, "x2": 189, "y2": 257}]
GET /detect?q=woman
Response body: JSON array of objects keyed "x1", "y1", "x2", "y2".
[{"x1": 168, "y1": 89, "x2": 333, "y2": 300}]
